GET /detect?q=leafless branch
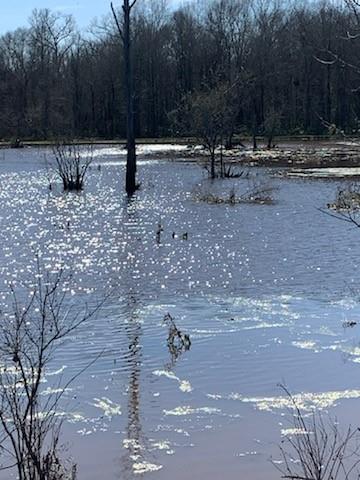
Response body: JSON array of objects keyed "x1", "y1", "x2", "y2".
[
  {"x1": 52, "y1": 142, "x2": 92, "y2": 191},
  {"x1": 273, "y1": 385, "x2": 360, "y2": 480},
  {"x1": 321, "y1": 185, "x2": 360, "y2": 228},
  {"x1": 0, "y1": 264, "x2": 104, "y2": 479},
  {"x1": 110, "y1": 2, "x2": 124, "y2": 42}
]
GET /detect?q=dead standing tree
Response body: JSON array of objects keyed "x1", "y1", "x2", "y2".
[{"x1": 111, "y1": 0, "x2": 139, "y2": 197}]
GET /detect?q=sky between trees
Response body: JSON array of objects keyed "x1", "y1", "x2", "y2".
[{"x1": 0, "y1": 0, "x2": 189, "y2": 34}]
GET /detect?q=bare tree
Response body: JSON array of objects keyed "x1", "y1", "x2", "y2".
[
  {"x1": 174, "y1": 82, "x2": 237, "y2": 179},
  {"x1": 0, "y1": 28, "x2": 31, "y2": 138},
  {"x1": 3, "y1": 2, "x2": 360, "y2": 141},
  {"x1": 29, "y1": 9, "x2": 76, "y2": 139},
  {"x1": 0, "y1": 265, "x2": 101, "y2": 479},
  {"x1": 111, "y1": 0, "x2": 139, "y2": 197}
]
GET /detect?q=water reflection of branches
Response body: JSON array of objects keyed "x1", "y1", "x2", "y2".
[
  {"x1": 117, "y1": 293, "x2": 147, "y2": 479},
  {"x1": 119, "y1": 198, "x2": 148, "y2": 479},
  {"x1": 123, "y1": 302, "x2": 144, "y2": 476}
]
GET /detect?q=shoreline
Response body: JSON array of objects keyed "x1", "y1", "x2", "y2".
[
  {"x1": 0, "y1": 134, "x2": 357, "y2": 147},
  {"x1": 2, "y1": 137, "x2": 360, "y2": 170}
]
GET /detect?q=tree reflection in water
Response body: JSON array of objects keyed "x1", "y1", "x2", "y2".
[{"x1": 118, "y1": 197, "x2": 151, "y2": 479}]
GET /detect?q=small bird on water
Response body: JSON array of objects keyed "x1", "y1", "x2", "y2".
[{"x1": 156, "y1": 222, "x2": 164, "y2": 243}]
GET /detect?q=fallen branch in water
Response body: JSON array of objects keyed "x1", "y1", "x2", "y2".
[{"x1": 163, "y1": 313, "x2": 191, "y2": 365}]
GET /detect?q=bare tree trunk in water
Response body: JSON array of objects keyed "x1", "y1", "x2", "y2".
[
  {"x1": 252, "y1": 100, "x2": 257, "y2": 151},
  {"x1": 210, "y1": 150, "x2": 216, "y2": 179},
  {"x1": 267, "y1": 130, "x2": 274, "y2": 149},
  {"x1": 220, "y1": 132, "x2": 224, "y2": 178},
  {"x1": 111, "y1": 0, "x2": 138, "y2": 196}
]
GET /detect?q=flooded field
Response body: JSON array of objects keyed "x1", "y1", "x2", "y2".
[{"x1": 1, "y1": 145, "x2": 360, "y2": 479}]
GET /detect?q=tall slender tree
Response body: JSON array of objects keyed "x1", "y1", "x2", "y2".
[{"x1": 111, "y1": 0, "x2": 138, "y2": 197}]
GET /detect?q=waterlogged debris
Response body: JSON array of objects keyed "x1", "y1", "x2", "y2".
[
  {"x1": 327, "y1": 186, "x2": 360, "y2": 213},
  {"x1": 150, "y1": 440, "x2": 175, "y2": 455},
  {"x1": 68, "y1": 412, "x2": 86, "y2": 424},
  {"x1": 33, "y1": 410, "x2": 85, "y2": 424},
  {"x1": 287, "y1": 167, "x2": 360, "y2": 179},
  {"x1": 164, "y1": 406, "x2": 221, "y2": 416},
  {"x1": 133, "y1": 462, "x2": 163, "y2": 474},
  {"x1": 194, "y1": 183, "x2": 275, "y2": 205},
  {"x1": 281, "y1": 428, "x2": 312, "y2": 436},
  {"x1": 324, "y1": 343, "x2": 360, "y2": 362},
  {"x1": 90, "y1": 144, "x2": 188, "y2": 159},
  {"x1": 236, "y1": 451, "x2": 259, "y2": 458},
  {"x1": 123, "y1": 438, "x2": 143, "y2": 451},
  {"x1": 179, "y1": 380, "x2": 192, "y2": 393},
  {"x1": 92, "y1": 397, "x2": 121, "y2": 418},
  {"x1": 40, "y1": 386, "x2": 73, "y2": 397},
  {"x1": 77, "y1": 428, "x2": 93, "y2": 436},
  {"x1": 155, "y1": 424, "x2": 191, "y2": 437},
  {"x1": 151, "y1": 440, "x2": 171, "y2": 451},
  {"x1": 208, "y1": 390, "x2": 360, "y2": 412},
  {"x1": 229, "y1": 295, "x2": 300, "y2": 320},
  {"x1": 152, "y1": 369, "x2": 193, "y2": 393},
  {"x1": 315, "y1": 325, "x2": 337, "y2": 337},
  {"x1": 243, "y1": 322, "x2": 288, "y2": 330},
  {"x1": 292, "y1": 340, "x2": 319, "y2": 352}
]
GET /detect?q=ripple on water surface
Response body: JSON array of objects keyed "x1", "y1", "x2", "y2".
[{"x1": 0, "y1": 148, "x2": 360, "y2": 479}]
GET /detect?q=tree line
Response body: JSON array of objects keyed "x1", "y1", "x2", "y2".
[{"x1": 1, "y1": 0, "x2": 360, "y2": 141}]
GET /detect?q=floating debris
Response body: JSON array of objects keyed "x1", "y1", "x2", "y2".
[
  {"x1": 163, "y1": 406, "x2": 221, "y2": 416},
  {"x1": 207, "y1": 389, "x2": 360, "y2": 413},
  {"x1": 133, "y1": 461, "x2": 163, "y2": 474}
]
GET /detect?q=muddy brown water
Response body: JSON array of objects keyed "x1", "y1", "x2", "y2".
[{"x1": 0, "y1": 145, "x2": 360, "y2": 479}]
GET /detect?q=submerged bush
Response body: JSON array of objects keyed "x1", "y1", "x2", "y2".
[
  {"x1": 53, "y1": 142, "x2": 92, "y2": 191},
  {"x1": 273, "y1": 385, "x2": 360, "y2": 480},
  {"x1": 328, "y1": 186, "x2": 360, "y2": 212},
  {"x1": 325, "y1": 185, "x2": 360, "y2": 228},
  {"x1": 194, "y1": 181, "x2": 276, "y2": 205}
]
